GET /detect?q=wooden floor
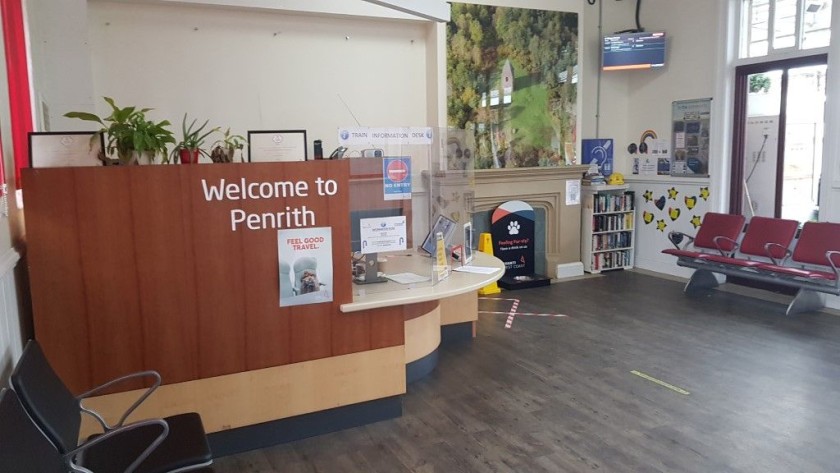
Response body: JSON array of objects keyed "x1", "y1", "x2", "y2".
[{"x1": 213, "y1": 271, "x2": 840, "y2": 472}]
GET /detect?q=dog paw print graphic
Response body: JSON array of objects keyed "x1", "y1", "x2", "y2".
[{"x1": 508, "y1": 221, "x2": 520, "y2": 235}]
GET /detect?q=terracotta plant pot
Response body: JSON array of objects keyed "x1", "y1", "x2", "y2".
[{"x1": 179, "y1": 148, "x2": 200, "y2": 164}]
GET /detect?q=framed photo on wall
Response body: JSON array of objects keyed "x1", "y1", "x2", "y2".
[
  {"x1": 248, "y1": 130, "x2": 308, "y2": 162},
  {"x1": 28, "y1": 132, "x2": 104, "y2": 168}
]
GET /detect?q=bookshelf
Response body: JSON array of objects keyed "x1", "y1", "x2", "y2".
[{"x1": 581, "y1": 184, "x2": 635, "y2": 273}]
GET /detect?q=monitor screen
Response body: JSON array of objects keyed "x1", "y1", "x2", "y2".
[
  {"x1": 602, "y1": 31, "x2": 666, "y2": 71},
  {"x1": 350, "y1": 207, "x2": 404, "y2": 253}
]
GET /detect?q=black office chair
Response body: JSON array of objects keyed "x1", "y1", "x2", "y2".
[
  {"x1": 1, "y1": 387, "x2": 75, "y2": 472},
  {"x1": 10, "y1": 340, "x2": 213, "y2": 473},
  {"x1": 1, "y1": 387, "x2": 171, "y2": 473}
]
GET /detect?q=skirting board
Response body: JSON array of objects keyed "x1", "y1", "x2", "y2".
[{"x1": 208, "y1": 395, "x2": 402, "y2": 458}]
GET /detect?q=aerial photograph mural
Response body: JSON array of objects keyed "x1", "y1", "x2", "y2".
[{"x1": 447, "y1": 4, "x2": 578, "y2": 169}]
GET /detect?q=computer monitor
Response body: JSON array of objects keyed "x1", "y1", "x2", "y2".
[{"x1": 350, "y1": 207, "x2": 404, "y2": 284}]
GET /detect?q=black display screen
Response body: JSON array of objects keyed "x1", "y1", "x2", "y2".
[{"x1": 602, "y1": 32, "x2": 666, "y2": 71}]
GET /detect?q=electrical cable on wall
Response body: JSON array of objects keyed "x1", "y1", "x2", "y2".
[
  {"x1": 744, "y1": 133, "x2": 769, "y2": 217},
  {"x1": 587, "y1": 0, "x2": 644, "y2": 33}
]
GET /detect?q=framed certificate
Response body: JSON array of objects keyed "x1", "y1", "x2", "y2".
[
  {"x1": 28, "y1": 132, "x2": 104, "y2": 168},
  {"x1": 247, "y1": 130, "x2": 307, "y2": 162}
]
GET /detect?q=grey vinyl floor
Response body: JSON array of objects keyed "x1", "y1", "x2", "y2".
[{"x1": 212, "y1": 271, "x2": 840, "y2": 473}]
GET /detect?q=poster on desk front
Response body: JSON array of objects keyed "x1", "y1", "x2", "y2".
[{"x1": 277, "y1": 227, "x2": 333, "y2": 307}]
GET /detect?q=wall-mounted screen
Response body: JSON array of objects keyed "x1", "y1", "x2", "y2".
[{"x1": 602, "y1": 31, "x2": 666, "y2": 71}]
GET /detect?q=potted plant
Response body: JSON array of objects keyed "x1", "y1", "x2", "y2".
[
  {"x1": 169, "y1": 114, "x2": 219, "y2": 164},
  {"x1": 64, "y1": 97, "x2": 175, "y2": 165},
  {"x1": 209, "y1": 128, "x2": 247, "y2": 163}
]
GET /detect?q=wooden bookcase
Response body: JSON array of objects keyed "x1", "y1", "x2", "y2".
[{"x1": 581, "y1": 185, "x2": 635, "y2": 274}]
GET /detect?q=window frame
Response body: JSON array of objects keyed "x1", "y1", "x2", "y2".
[{"x1": 740, "y1": 0, "x2": 831, "y2": 60}]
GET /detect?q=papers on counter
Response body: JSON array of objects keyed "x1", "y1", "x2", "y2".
[
  {"x1": 452, "y1": 265, "x2": 501, "y2": 275},
  {"x1": 384, "y1": 272, "x2": 431, "y2": 284}
]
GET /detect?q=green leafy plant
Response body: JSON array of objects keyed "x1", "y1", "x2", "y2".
[
  {"x1": 64, "y1": 97, "x2": 175, "y2": 164},
  {"x1": 210, "y1": 128, "x2": 247, "y2": 163},
  {"x1": 169, "y1": 114, "x2": 219, "y2": 163}
]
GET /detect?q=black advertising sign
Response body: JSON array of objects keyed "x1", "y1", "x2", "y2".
[{"x1": 490, "y1": 200, "x2": 535, "y2": 277}]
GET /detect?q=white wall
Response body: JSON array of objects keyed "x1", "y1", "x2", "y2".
[
  {"x1": 580, "y1": 0, "x2": 635, "y2": 144},
  {"x1": 26, "y1": 0, "x2": 95, "y2": 131},
  {"x1": 83, "y1": 1, "x2": 429, "y2": 158},
  {"x1": 589, "y1": 0, "x2": 724, "y2": 276},
  {"x1": 822, "y1": 0, "x2": 840, "y2": 224}
]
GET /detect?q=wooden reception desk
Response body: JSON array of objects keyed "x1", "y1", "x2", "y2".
[{"x1": 22, "y1": 162, "x2": 503, "y2": 452}]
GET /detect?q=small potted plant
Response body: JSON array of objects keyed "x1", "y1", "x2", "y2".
[
  {"x1": 64, "y1": 97, "x2": 175, "y2": 165},
  {"x1": 169, "y1": 114, "x2": 219, "y2": 164},
  {"x1": 210, "y1": 128, "x2": 247, "y2": 163}
]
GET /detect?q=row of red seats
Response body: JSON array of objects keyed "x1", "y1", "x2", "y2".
[{"x1": 662, "y1": 213, "x2": 840, "y2": 315}]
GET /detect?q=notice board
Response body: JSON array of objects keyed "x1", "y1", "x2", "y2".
[{"x1": 671, "y1": 98, "x2": 712, "y2": 177}]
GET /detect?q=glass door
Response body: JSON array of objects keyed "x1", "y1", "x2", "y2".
[
  {"x1": 781, "y1": 64, "x2": 826, "y2": 222},
  {"x1": 731, "y1": 54, "x2": 827, "y2": 223}
]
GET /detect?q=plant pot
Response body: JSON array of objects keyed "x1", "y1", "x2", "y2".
[
  {"x1": 179, "y1": 148, "x2": 200, "y2": 164},
  {"x1": 123, "y1": 150, "x2": 156, "y2": 165},
  {"x1": 210, "y1": 146, "x2": 235, "y2": 163}
]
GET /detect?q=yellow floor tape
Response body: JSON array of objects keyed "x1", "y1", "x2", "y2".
[{"x1": 631, "y1": 370, "x2": 690, "y2": 395}]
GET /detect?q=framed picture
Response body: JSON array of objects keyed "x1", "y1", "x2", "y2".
[
  {"x1": 463, "y1": 222, "x2": 474, "y2": 264},
  {"x1": 248, "y1": 130, "x2": 307, "y2": 162},
  {"x1": 28, "y1": 132, "x2": 104, "y2": 168},
  {"x1": 419, "y1": 214, "x2": 458, "y2": 256}
]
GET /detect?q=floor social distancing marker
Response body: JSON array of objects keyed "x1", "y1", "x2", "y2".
[
  {"x1": 630, "y1": 370, "x2": 690, "y2": 395},
  {"x1": 478, "y1": 297, "x2": 567, "y2": 329}
]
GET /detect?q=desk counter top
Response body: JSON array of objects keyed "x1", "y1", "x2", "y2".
[{"x1": 340, "y1": 252, "x2": 505, "y2": 313}]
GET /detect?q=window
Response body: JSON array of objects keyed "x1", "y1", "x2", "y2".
[{"x1": 742, "y1": 0, "x2": 832, "y2": 58}]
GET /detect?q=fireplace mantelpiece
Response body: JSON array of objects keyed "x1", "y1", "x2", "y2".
[{"x1": 473, "y1": 166, "x2": 588, "y2": 276}]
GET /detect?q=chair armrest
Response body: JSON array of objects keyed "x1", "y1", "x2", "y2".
[
  {"x1": 713, "y1": 236, "x2": 739, "y2": 257},
  {"x1": 77, "y1": 370, "x2": 161, "y2": 431},
  {"x1": 765, "y1": 242, "x2": 792, "y2": 266},
  {"x1": 826, "y1": 250, "x2": 840, "y2": 287},
  {"x1": 66, "y1": 418, "x2": 169, "y2": 473},
  {"x1": 668, "y1": 231, "x2": 693, "y2": 249}
]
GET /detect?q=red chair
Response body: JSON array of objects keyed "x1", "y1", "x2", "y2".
[
  {"x1": 702, "y1": 216, "x2": 799, "y2": 268},
  {"x1": 662, "y1": 212, "x2": 745, "y2": 260},
  {"x1": 755, "y1": 221, "x2": 840, "y2": 315}
]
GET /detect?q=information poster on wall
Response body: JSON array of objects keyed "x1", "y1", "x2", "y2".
[
  {"x1": 671, "y1": 98, "x2": 711, "y2": 177},
  {"x1": 277, "y1": 227, "x2": 333, "y2": 307}
]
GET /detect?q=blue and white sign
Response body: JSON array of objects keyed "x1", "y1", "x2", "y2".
[
  {"x1": 582, "y1": 138, "x2": 614, "y2": 177},
  {"x1": 359, "y1": 216, "x2": 408, "y2": 254},
  {"x1": 382, "y1": 157, "x2": 412, "y2": 201},
  {"x1": 337, "y1": 127, "x2": 434, "y2": 146}
]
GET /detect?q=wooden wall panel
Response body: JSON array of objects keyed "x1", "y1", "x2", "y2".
[
  {"x1": 330, "y1": 163, "x2": 370, "y2": 356},
  {"x1": 287, "y1": 164, "x2": 336, "y2": 363},
  {"x1": 73, "y1": 168, "x2": 144, "y2": 388},
  {"x1": 369, "y1": 306, "x2": 407, "y2": 350},
  {"x1": 25, "y1": 161, "x2": 404, "y2": 395},
  {"x1": 188, "y1": 165, "x2": 247, "y2": 378},
  {"x1": 239, "y1": 164, "x2": 291, "y2": 370},
  {"x1": 22, "y1": 170, "x2": 91, "y2": 393},
  {"x1": 130, "y1": 168, "x2": 199, "y2": 384}
]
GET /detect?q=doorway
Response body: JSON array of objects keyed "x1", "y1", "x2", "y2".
[{"x1": 730, "y1": 54, "x2": 827, "y2": 223}]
